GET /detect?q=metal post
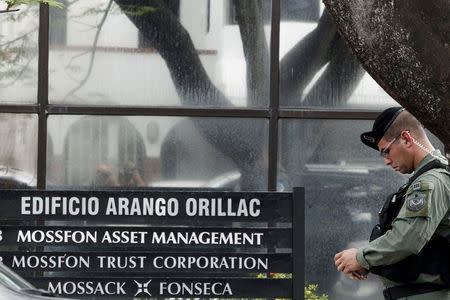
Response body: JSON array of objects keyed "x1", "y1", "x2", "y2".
[
  {"x1": 37, "y1": 3, "x2": 49, "y2": 189},
  {"x1": 268, "y1": 0, "x2": 280, "y2": 191},
  {"x1": 293, "y1": 187, "x2": 305, "y2": 300}
]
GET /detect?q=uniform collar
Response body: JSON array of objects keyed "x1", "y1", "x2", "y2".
[{"x1": 415, "y1": 149, "x2": 448, "y2": 172}]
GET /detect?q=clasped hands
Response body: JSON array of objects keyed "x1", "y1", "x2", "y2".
[{"x1": 334, "y1": 248, "x2": 369, "y2": 280}]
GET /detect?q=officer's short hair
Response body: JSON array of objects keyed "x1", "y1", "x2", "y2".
[{"x1": 383, "y1": 110, "x2": 427, "y2": 141}]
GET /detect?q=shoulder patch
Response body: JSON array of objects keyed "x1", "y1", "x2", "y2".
[
  {"x1": 406, "y1": 192, "x2": 426, "y2": 211},
  {"x1": 412, "y1": 182, "x2": 421, "y2": 191},
  {"x1": 405, "y1": 185, "x2": 431, "y2": 217},
  {"x1": 406, "y1": 180, "x2": 434, "y2": 195}
]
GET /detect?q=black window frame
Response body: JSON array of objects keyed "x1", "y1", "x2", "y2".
[{"x1": 0, "y1": 1, "x2": 381, "y2": 191}]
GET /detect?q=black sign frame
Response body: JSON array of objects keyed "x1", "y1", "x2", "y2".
[{"x1": 0, "y1": 188, "x2": 304, "y2": 299}]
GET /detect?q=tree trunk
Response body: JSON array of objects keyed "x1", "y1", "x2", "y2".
[
  {"x1": 233, "y1": 0, "x2": 270, "y2": 107},
  {"x1": 323, "y1": 0, "x2": 450, "y2": 150}
]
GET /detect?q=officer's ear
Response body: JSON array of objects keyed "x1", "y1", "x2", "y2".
[{"x1": 401, "y1": 130, "x2": 413, "y2": 147}]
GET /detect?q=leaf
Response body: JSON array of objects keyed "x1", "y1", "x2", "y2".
[
  {"x1": 119, "y1": 5, "x2": 156, "y2": 16},
  {"x1": 3, "y1": 0, "x2": 64, "y2": 10}
]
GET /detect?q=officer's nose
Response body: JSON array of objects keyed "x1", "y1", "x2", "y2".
[{"x1": 384, "y1": 157, "x2": 392, "y2": 165}]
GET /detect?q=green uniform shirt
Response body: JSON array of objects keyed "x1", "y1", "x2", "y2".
[{"x1": 356, "y1": 150, "x2": 450, "y2": 287}]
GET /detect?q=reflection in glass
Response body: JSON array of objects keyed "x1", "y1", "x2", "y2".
[
  {"x1": 49, "y1": 0, "x2": 271, "y2": 107},
  {"x1": 47, "y1": 116, "x2": 268, "y2": 190},
  {"x1": 427, "y1": 130, "x2": 445, "y2": 152},
  {"x1": 279, "y1": 0, "x2": 397, "y2": 109},
  {"x1": 0, "y1": 4, "x2": 39, "y2": 104},
  {"x1": 0, "y1": 114, "x2": 37, "y2": 188},
  {"x1": 278, "y1": 119, "x2": 407, "y2": 300}
]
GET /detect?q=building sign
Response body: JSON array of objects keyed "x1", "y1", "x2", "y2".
[
  {"x1": 1, "y1": 252, "x2": 292, "y2": 273},
  {"x1": 0, "y1": 190, "x2": 291, "y2": 221},
  {"x1": 27, "y1": 277, "x2": 292, "y2": 298},
  {"x1": 0, "y1": 189, "x2": 304, "y2": 299},
  {"x1": 0, "y1": 226, "x2": 289, "y2": 248}
]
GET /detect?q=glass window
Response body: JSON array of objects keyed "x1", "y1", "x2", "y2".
[
  {"x1": 229, "y1": 0, "x2": 319, "y2": 24},
  {"x1": 48, "y1": 0, "x2": 271, "y2": 108},
  {"x1": 0, "y1": 5, "x2": 39, "y2": 104},
  {"x1": 427, "y1": 130, "x2": 445, "y2": 152},
  {"x1": 279, "y1": 0, "x2": 398, "y2": 109},
  {"x1": 49, "y1": 0, "x2": 68, "y2": 45},
  {"x1": 47, "y1": 115, "x2": 268, "y2": 190},
  {"x1": 0, "y1": 114, "x2": 38, "y2": 188}
]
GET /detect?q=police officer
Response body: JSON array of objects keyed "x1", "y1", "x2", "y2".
[{"x1": 334, "y1": 107, "x2": 450, "y2": 299}]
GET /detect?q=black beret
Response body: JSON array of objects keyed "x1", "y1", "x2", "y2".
[{"x1": 361, "y1": 107, "x2": 405, "y2": 151}]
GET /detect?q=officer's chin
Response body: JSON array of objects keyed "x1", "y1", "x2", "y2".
[
  {"x1": 393, "y1": 166, "x2": 410, "y2": 174},
  {"x1": 400, "y1": 168, "x2": 415, "y2": 174}
]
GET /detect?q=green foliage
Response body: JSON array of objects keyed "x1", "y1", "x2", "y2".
[
  {"x1": 305, "y1": 284, "x2": 328, "y2": 300},
  {"x1": 2, "y1": 0, "x2": 63, "y2": 11},
  {"x1": 271, "y1": 273, "x2": 292, "y2": 279},
  {"x1": 119, "y1": 5, "x2": 156, "y2": 16}
]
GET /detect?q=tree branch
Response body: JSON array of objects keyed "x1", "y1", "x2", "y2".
[
  {"x1": 114, "y1": 0, "x2": 232, "y2": 107},
  {"x1": 233, "y1": 0, "x2": 269, "y2": 107},
  {"x1": 63, "y1": 0, "x2": 113, "y2": 101},
  {"x1": 0, "y1": 50, "x2": 36, "y2": 88},
  {"x1": 279, "y1": 11, "x2": 337, "y2": 105},
  {"x1": 302, "y1": 35, "x2": 365, "y2": 106}
]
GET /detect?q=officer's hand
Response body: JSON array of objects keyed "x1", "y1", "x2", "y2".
[{"x1": 334, "y1": 248, "x2": 362, "y2": 274}]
